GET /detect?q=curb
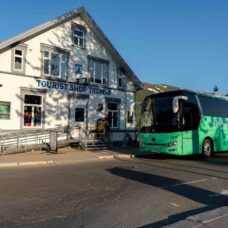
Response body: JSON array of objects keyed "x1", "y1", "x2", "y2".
[
  {"x1": 0, "y1": 160, "x2": 55, "y2": 168},
  {"x1": 0, "y1": 153, "x2": 136, "y2": 168},
  {"x1": 115, "y1": 154, "x2": 135, "y2": 159},
  {"x1": 98, "y1": 154, "x2": 135, "y2": 159},
  {"x1": 98, "y1": 155, "x2": 115, "y2": 159},
  {"x1": 0, "y1": 162, "x2": 18, "y2": 168},
  {"x1": 54, "y1": 158, "x2": 100, "y2": 165}
]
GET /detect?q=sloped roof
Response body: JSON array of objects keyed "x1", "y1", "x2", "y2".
[{"x1": 0, "y1": 7, "x2": 142, "y2": 88}]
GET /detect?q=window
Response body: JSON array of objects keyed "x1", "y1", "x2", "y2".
[
  {"x1": 199, "y1": 95, "x2": 228, "y2": 118},
  {"x1": 23, "y1": 95, "x2": 42, "y2": 127},
  {"x1": 127, "y1": 111, "x2": 133, "y2": 123},
  {"x1": 88, "y1": 57, "x2": 109, "y2": 85},
  {"x1": 118, "y1": 77, "x2": 123, "y2": 88},
  {"x1": 43, "y1": 50, "x2": 68, "y2": 78},
  {"x1": 75, "y1": 108, "x2": 85, "y2": 122},
  {"x1": 107, "y1": 102, "x2": 119, "y2": 128},
  {"x1": 72, "y1": 24, "x2": 86, "y2": 48},
  {"x1": 181, "y1": 100, "x2": 200, "y2": 130},
  {"x1": 0, "y1": 102, "x2": 10, "y2": 119},
  {"x1": 117, "y1": 67, "x2": 125, "y2": 88},
  {"x1": 12, "y1": 46, "x2": 26, "y2": 73}
]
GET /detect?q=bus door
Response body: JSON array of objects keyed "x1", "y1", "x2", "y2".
[{"x1": 181, "y1": 100, "x2": 201, "y2": 155}]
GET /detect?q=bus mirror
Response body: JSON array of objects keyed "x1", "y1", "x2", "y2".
[{"x1": 173, "y1": 96, "x2": 188, "y2": 113}]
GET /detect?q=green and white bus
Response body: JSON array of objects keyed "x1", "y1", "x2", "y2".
[{"x1": 139, "y1": 90, "x2": 228, "y2": 157}]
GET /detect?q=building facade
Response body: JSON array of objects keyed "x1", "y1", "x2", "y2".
[{"x1": 0, "y1": 7, "x2": 142, "y2": 142}]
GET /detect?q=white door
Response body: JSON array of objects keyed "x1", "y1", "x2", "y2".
[{"x1": 70, "y1": 98, "x2": 88, "y2": 139}]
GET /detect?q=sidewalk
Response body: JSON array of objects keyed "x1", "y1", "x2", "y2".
[{"x1": 0, "y1": 146, "x2": 140, "y2": 168}]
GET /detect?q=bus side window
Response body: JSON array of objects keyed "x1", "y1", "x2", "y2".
[
  {"x1": 183, "y1": 106, "x2": 193, "y2": 127},
  {"x1": 182, "y1": 100, "x2": 200, "y2": 130}
]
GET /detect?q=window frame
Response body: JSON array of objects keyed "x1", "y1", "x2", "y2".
[
  {"x1": 88, "y1": 56, "x2": 109, "y2": 86},
  {"x1": 198, "y1": 95, "x2": 228, "y2": 118},
  {"x1": 41, "y1": 44, "x2": 69, "y2": 79},
  {"x1": 11, "y1": 45, "x2": 27, "y2": 74},
  {"x1": 117, "y1": 67, "x2": 126, "y2": 89},
  {"x1": 23, "y1": 94, "x2": 43, "y2": 128},
  {"x1": 107, "y1": 102, "x2": 119, "y2": 129},
  {"x1": 74, "y1": 107, "x2": 85, "y2": 123},
  {"x1": 0, "y1": 101, "x2": 11, "y2": 120},
  {"x1": 72, "y1": 23, "x2": 86, "y2": 49},
  {"x1": 127, "y1": 111, "x2": 133, "y2": 124}
]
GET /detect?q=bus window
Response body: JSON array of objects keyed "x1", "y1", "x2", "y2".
[
  {"x1": 181, "y1": 99, "x2": 200, "y2": 130},
  {"x1": 140, "y1": 98, "x2": 153, "y2": 133},
  {"x1": 182, "y1": 106, "x2": 193, "y2": 127}
]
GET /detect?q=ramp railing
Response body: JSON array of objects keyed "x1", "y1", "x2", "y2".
[{"x1": 0, "y1": 126, "x2": 81, "y2": 155}]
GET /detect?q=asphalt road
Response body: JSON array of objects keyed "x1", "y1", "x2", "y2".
[{"x1": 0, "y1": 153, "x2": 227, "y2": 227}]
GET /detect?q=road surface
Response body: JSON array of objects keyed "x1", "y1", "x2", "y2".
[{"x1": 0, "y1": 153, "x2": 227, "y2": 227}]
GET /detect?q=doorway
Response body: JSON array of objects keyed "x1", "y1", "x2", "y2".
[{"x1": 70, "y1": 96, "x2": 88, "y2": 139}]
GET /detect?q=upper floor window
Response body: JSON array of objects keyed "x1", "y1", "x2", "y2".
[
  {"x1": 72, "y1": 23, "x2": 86, "y2": 48},
  {"x1": 117, "y1": 67, "x2": 125, "y2": 89},
  {"x1": 88, "y1": 57, "x2": 109, "y2": 85},
  {"x1": 42, "y1": 46, "x2": 68, "y2": 78},
  {"x1": 12, "y1": 45, "x2": 27, "y2": 73},
  {"x1": 127, "y1": 111, "x2": 133, "y2": 124}
]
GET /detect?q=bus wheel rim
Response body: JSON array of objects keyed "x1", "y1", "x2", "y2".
[{"x1": 204, "y1": 142, "x2": 211, "y2": 156}]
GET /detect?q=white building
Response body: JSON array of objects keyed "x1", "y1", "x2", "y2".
[{"x1": 0, "y1": 7, "x2": 142, "y2": 143}]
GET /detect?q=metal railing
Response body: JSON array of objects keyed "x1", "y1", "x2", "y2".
[
  {"x1": 0, "y1": 126, "x2": 81, "y2": 155},
  {"x1": 78, "y1": 130, "x2": 107, "y2": 150}
]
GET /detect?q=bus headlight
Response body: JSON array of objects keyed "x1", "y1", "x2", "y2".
[{"x1": 167, "y1": 141, "x2": 178, "y2": 147}]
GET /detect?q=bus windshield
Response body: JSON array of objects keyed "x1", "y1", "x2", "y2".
[{"x1": 140, "y1": 94, "x2": 201, "y2": 133}]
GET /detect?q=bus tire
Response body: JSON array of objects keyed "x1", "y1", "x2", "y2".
[{"x1": 202, "y1": 138, "x2": 213, "y2": 158}]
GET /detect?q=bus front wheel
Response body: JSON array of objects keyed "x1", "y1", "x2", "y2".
[{"x1": 202, "y1": 139, "x2": 213, "y2": 158}]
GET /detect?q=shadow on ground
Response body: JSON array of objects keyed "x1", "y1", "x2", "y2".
[{"x1": 107, "y1": 166, "x2": 228, "y2": 227}]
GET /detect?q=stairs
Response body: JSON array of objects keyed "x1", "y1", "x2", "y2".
[{"x1": 79, "y1": 131, "x2": 109, "y2": 151}]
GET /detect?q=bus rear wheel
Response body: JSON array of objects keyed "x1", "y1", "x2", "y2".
[{"x1": 202, "y1": 139, "x2": 213, "y2": 158}]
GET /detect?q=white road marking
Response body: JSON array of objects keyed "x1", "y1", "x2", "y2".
[
  {"x1": 208, "y1": 189, "x2": 228, "y2": 197},
  {"x1": 171, "y1": 178, "x2": 208, "y2": 187},
  {"x1": 171, "y1": 202, "x2": 180, "y2": 207},
  {"x1": 203, "y1": 213, "x2": 228, "y2": 224},
  {"x1": 162, "y1": 178, "x2": 208, "y2": 189}
]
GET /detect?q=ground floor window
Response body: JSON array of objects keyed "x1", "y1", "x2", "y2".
[
  {"x1": 107, "y1": 102, "x2": 119, "y2": 128},
  {"x1": 23, "y1": 94, "x2": 42, "y2": 127},
  {"x1": 0, "y1": 101, "x2": 10, "y2": 119},
  {"x1": 75, "y1": 108, "x2": 85, "y2": 122}
]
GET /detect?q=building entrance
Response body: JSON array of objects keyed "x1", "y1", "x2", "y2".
[{"x1": 70, "y1": 96, "x2": 88, "y2": 138}]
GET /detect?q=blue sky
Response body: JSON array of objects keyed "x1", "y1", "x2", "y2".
[{"x1": 0, "y1": 0, "x2": 227, "y2": 95}]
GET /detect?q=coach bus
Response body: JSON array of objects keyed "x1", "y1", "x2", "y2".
[{"x1": 139, "y1": 90, "x2": 228, "y2": 157}]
